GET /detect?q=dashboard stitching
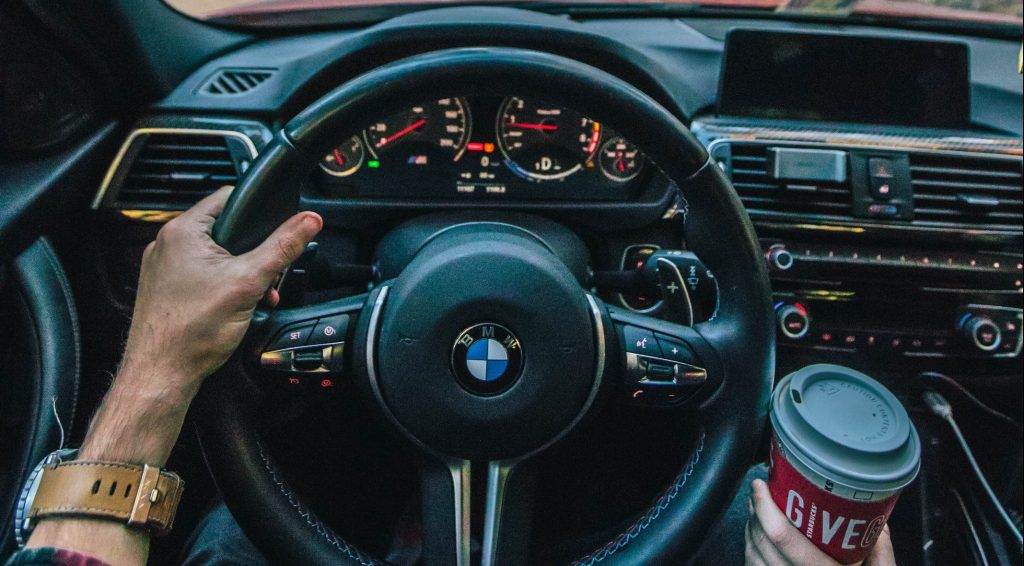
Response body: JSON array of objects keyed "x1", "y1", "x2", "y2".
[
  {"x1": 571, "y1": 429, "x2": 706, "y2": 566},
  {"x1": 256, "y1": 440, "x2": 385, "y2": 566}
]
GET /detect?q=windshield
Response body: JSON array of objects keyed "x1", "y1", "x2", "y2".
[{"x1": 167, "y1": 0, "x2": 1022, "y2": 27}]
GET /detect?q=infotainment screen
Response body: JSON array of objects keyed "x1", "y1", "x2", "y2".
[{"x1": 718, "y1": 30, "x2": 970, "y2": 129}]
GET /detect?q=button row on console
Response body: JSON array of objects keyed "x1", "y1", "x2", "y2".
[{"x1": 791, "y1": 244, "x2": 1022, "y2": 274}]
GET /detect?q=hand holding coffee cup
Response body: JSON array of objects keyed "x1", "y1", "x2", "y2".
[
  {"x1": 747, "y1": 478, "x2": 897, "y2": 566},
  {"x1": 763, "y1": 364, "x2": 920, "y2": 565}
]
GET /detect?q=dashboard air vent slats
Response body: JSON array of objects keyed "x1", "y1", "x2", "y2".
[
  {"x1": 200, "y1": 69, "x2": 274, "y2": 96},
  {"x1": 910, "y1": 154, "x2": 1023, "y2": 229},
  {"x1": 110, "y1": 132, "x2": 245, "y2": 208},
  {"x1": 727, "y1": 143, "x2": 853, "y2": 218}
]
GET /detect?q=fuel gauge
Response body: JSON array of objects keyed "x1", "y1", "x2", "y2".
[
  {"x1": 598, "y1": 137, "x2": 643, "y2": 182},
  {"x1": 320, "y1": 136, "x2": 365, "y2": 177}
]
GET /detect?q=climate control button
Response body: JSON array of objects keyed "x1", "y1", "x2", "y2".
[
  {"x1": 962, "y1": 315, "x2": 1002, "y2": 352},
  {"x1": 776, "y1": 303, "x2": 810, "y2": 340}
]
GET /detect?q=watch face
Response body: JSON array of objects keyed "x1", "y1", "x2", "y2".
[{"x1": 14, "y1": 448, "x2": 77, "y2": 547}]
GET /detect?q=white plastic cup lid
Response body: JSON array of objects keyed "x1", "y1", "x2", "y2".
[{"x1": 771, "y1": 364, "x2": 921, "y2": 492}]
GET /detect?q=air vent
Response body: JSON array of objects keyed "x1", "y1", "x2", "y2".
[
  {"x1": 200, "y1": 68, "x2": 274, "y2": 96},
  {"x1": 910, "y1": 153, "x2": 1023, "y2": 229},
  {"x1": 99, "y1": 130, "x2": 255, "y2": 209},
  {"x1": 726, "y1": 143, "x2": 853, "y2": 218}
]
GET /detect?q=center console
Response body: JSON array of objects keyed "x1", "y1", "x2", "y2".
[
  {"x1": 691, "y1": 29, "x2": 1022, "y2": 380},
  {"x1": 690, "y1": 121, "x2": 1022, "y2": 379}
]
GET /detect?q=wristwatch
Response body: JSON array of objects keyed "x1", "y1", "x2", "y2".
[{"x1": 14, "y1": 449, "x2": 185, "y2": 547}]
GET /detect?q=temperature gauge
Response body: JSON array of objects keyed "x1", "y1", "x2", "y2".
[
  {"x1": 598, "y1": 137, "x2": 643, "y2": 182},
  {"x1": 320, "y1": 136, "x2": 365, "y2": 177}
]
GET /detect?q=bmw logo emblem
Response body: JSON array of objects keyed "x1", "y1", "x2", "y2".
[{"x1": 451, "y1": 323, "x2": 523, "y2": 395}]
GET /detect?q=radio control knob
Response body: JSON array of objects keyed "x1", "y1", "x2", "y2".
[
  {"x1": 777, "y1": 304, "x2": 810, "y2": 340},
  {"x1": 962, "y1": 315, "x2": 1002, "y2": 352},
  {"x1": 766, "y1": 245, "x2": 795, "y2": 272}
]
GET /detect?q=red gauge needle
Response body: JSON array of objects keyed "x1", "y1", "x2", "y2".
[
  {"x1": 333, "y1": 148, "x2": 345, "y2": 165},
  {"x1": 379, "y1": 119, "x2": 426, "y2": 147},
  {"x1": 506, "y1": 122, "x2": 558, "y2": 131}
]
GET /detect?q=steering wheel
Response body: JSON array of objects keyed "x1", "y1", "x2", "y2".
[{"x1": 195, "y1": 47, "x2": 774, "y2": 566}]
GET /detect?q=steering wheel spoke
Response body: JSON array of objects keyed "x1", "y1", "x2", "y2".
[
  {"x1": 482, "y1": 459, "x2": 539, "y2": 566},
  {"x1": 416, "y1": 456, "x2": 472, "y2": 566}
]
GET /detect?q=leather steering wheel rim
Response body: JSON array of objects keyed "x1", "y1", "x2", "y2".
[{"x1": 195, "y1": 47, "x2": 774, "y2": 565}]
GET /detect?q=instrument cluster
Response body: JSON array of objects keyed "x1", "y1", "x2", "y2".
[{"x1": 316, "y1": 96, "x2": 647, "y2": 201}]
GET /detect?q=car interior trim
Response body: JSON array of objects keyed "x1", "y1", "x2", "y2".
[
  {"x1": 480, "y1": 460, "x2": 513, "y2": 566},
  {"x1": 699, "y1": 126, "x2": 1024, "y2": 158},
  {"x1": 447, "y1": 458, "x2": 472, "y2": 566}
]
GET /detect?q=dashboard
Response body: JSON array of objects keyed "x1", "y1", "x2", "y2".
[{"x1": 314, "y1": 96, "x2": 646, "y2": 201}]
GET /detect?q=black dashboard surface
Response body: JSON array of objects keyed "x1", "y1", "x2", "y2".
[{"x1": 156, "y1": 7, "x2": 1023, "y2": 137}]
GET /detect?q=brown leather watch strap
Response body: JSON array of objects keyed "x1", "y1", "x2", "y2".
[{"x1": 29, "y1": 461, "x2": 184, "y2": 536}]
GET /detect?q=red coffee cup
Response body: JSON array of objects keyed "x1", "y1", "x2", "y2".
[{"x1": 768, "y1": 364, "x2": 921, "y2": 564}]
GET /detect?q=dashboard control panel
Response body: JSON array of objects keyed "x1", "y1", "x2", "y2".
[
  {"x1": 774, "y1": 300, "x2": 1022, "y2": 359},
  {"x1": 762, "y1": 242, "x2": 1022, "y2": 291}
]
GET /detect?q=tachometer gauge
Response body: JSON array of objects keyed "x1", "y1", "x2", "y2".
[
  {"x1": 497, "y1": 97, "x2": 601, "y2": 181},
  {"x1": 319, "y1": 136, "x2": 365, "y2": 177},
  {"x1": 364, "y1": 98, "x2": 470, "y2": 163},
  {"x1": 598, "y1": 137, "x2": 644, "y2": 182}
]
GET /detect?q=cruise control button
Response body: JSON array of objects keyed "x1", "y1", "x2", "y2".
[
  {"x1": 309, "y1": 314, "x2": 349, "y2": 346},
  {"x1": 293, "y1": 348, "x2": 326, "y2": 372},
  {"x1": 655, "y1": 334, "x2": 701, "y2": 365},
  {"x1": 645, "y1": 362, "x2": 676, "y2": 382},
  {"x1": 269, "y1": 322, "x2": 314, "y2": 350},
  {"x1": 622, "y1": 326, "x2": 661, "y2": 356}
]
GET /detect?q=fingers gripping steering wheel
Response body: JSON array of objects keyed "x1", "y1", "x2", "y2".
[{"x1": 196, "y1": 48, "x2": 775, "y2": 566}]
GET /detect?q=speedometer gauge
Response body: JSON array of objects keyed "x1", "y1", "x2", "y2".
[
  {"x1": 497, "y1": 97, "x2": 601, "y2": 182},
  {"x1": 364, "y1": 98, "x2": 471, "y2": 162}
]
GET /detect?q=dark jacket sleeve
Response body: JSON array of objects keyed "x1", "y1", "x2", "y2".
[{"x1": 4, "y1": 548, "x2": 110, "y2": 566}]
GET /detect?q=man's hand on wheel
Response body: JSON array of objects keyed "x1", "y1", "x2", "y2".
[
  {"x1": 28, "y1": 187, "x2": 322, "y2": 566},
  {"x1": 121, "y1": 186, "x2": 323, "y2": 396},
  {"x1": 746, "y1": 479, "x2": 897, "y2": 566},
  {"x1": 81, "y1": 186, "x2": 323, "y2": 466}
]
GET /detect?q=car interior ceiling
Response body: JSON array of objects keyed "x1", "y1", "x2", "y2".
[{"x1": 0, "y1": 0, "x2": 1021, "y2": 565}]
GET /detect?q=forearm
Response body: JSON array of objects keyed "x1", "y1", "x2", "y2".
[
  {"x1": 25, "y1": 367, "x2": 197, "y2": 566},
  {"x1": 78, "y1": 365, "x2": 198, "y2": 466}
]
